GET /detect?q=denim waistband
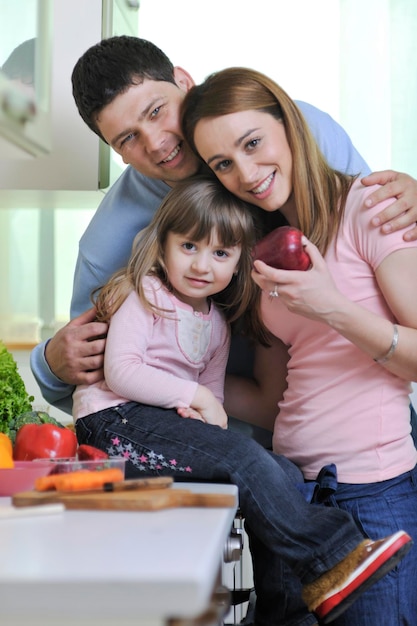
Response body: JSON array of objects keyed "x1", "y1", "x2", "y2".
[
  {"x1": 299, "y1": 463, "x2": 417, "y2": 504},
  {"x1": 298, "y1": 463, "x2": 338, "y2": 504}
]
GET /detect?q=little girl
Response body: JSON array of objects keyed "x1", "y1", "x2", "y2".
[
  {"x1": 74, "y1": 174, "x2": 411, "y2": 625},
  {"x1": 73, "y1": 173, "x2": 258, "y2": 428}
]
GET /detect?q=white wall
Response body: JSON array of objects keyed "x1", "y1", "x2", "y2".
[
  {"x1": 139, "y1": 0, "x2": 341, "y2": 120},
  {"x1": 138, "y1": 0, "x2": 417, "y2": 177}
]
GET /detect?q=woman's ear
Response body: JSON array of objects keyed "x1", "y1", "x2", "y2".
[{"x1": 173, "y1": 66, "x2": 195, "y2": 92}]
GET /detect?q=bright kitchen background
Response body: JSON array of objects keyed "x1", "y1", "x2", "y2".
[{"x1": 2, "y1": 0, "x2": 417, "y2": 416}]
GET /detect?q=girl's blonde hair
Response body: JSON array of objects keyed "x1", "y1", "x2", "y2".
[
  {"x1": 182, "y1": 67, "x2": 357, "y2": 255},
  {"x1": 94, "y1": 174, "x2": 264, "y2": 337}
]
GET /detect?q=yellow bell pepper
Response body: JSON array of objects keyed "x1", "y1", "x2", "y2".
[{"x1": 0, "y1": 433, "x2": 14, "y2": 468}]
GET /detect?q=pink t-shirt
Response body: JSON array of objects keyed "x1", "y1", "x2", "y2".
[
  {"x1": 261, "y1": 181, "x2": 417, "y2": 483},
  {"x1": 73, "y1": 276, "x2": 230, "y2": 420}
]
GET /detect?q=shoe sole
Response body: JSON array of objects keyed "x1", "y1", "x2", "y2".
[{"x1": 316, "y1": 530, "x2": 413, "y2": 624}]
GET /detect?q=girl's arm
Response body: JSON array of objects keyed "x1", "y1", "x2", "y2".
[
  {"x1": 104, "y1": 293, "x2": 199, "y2": 409},
  {"x1": 224, "y1": 335, "x2": 289, "y2": 431}
]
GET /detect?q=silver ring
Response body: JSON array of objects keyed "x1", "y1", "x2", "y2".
[{"x1": 269, "y1": 285, "x2": 279, "y2": 299}]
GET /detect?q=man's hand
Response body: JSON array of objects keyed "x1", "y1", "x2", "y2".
[
  {"x1": 362, "y1": 170, "x2": 417, "y2": 241},
  {"x1": 44, "y1": 308, "x2": 108, "y2": 386}
]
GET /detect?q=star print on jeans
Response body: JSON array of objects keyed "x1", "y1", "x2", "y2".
[{"x1": 106, "y1": 437, "x2": 193, "y2": 473}]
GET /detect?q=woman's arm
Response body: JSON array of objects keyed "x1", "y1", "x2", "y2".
[
  {"x1": 371, "y1": 248, "x2": 417, "y2": 380},
  {"x1": 224, "y1": 335, "x2": 289, "y2": 431},
  {"x1": 311, "y1": 246, "x2": 417, "y2": 381},
  {"x1": 253, "y1": 241, "x2": 417, "y2": 382}
]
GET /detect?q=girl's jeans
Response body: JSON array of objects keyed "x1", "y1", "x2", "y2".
[{"x1": 76, "y1": 402, "x2": 363, "y2": 626}]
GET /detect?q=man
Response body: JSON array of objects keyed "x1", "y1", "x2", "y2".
[{"x1": 30, "y1": 35, "x2": 417, "y2": 422}]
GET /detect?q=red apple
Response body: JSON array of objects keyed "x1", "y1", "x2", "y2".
[{"x1": 252, "y1": 226, "x2": 310, "y2": 271}]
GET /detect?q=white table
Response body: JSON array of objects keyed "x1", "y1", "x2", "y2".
[{"x1": 0, "y1": 482, "x2": 238, "y2": 626}]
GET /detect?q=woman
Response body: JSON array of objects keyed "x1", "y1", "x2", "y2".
[
  {"x1": 181, "y1": 68, "x2": 417, "y2": 626},
  {"x1": 73, "y1": 175, "x2": 411, "y2": 626}
]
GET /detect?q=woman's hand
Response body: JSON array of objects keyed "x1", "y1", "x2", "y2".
[
  {"x1": 362, "y1": 170, "x2": 417, "y2": 241},
  {"x1": 252, "y1": 237, "x2": 347, "y2": 322}
]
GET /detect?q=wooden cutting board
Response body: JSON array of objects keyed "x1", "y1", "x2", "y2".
[{"x1": 12, "y1": 487, "x2": 236, "y2": 511}]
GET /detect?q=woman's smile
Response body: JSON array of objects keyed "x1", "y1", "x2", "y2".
[{"x1": 250, "y1": 172, "x2": 276, "y2": 198}]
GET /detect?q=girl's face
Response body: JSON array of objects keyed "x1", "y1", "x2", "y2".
[
  {"x1": 193, "y1": 109, "x2": 293, "y2": 214},
  {"x1": 164, "y1": 229, "x2": 242, "y2": 312}
]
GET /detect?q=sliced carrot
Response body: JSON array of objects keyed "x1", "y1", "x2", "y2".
[
  {"x1": 34, "y1": 473, "x2": 62, "y2": 491},
  {"x1": 35, "y1": 468, "x2": 124, "y2": 492},
  {"x1": 59, "y1": 468, "x2": 124, "y2": 492}
]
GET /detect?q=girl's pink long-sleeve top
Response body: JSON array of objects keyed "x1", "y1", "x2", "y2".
[{"x1": 72, "y1": 276, "x2": 230, "y2": 421}]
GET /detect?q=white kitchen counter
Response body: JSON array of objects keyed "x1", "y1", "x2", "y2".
[{"x1": 0, "y1": 482, "x2": 238, "y2": 626}]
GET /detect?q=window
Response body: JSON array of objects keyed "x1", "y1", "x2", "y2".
[{"x1": 1, "y1": 0, "x2": 416, "y2": 347}]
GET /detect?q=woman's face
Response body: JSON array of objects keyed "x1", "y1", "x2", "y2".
[{"x1": 193, "y1": 109, "x2": 293, "y2": 213}]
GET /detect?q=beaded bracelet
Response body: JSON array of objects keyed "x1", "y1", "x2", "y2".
[{"x1": 374, "y1": 324, "x2": 399, "y2": 364}]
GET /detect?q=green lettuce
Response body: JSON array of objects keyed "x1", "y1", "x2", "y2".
[{"x1": 0, "y1": 340, "x2": 34, "y2": 438}]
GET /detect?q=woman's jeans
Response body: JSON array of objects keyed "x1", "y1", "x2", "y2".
[
  {"x1": 247, "y1": 403, "x2": 417, "y2": 626},
  {"x1": 76, "y1": 402, "x2": 364, "y2": 626},
  {"x1": 328, "y1": 469, "x2": 417, "y2": 625}
]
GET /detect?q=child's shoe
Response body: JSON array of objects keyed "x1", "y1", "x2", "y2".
[{"x1": 302, "y1": 530, "x2": 412, "y2": 624}]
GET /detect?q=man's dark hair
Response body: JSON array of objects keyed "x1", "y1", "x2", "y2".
[{"x1": 71, "y1": 36, "x2": 176, "y2": 141}]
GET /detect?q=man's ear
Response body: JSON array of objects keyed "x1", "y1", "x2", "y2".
[{"x1": 173, "y1": 66, "x2": 195, "y2": 92}]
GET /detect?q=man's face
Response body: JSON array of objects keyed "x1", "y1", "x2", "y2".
[{"x1": 95, "y1": 70, "x2": 201, "y2": 186}]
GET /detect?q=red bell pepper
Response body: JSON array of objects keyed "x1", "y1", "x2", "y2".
[
  {"x1": 13, "y1": 423, "x2": 78, "y2": 461},
  {"x1": 77, "y1": 444, "x2": 109, "y2": 461}
]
